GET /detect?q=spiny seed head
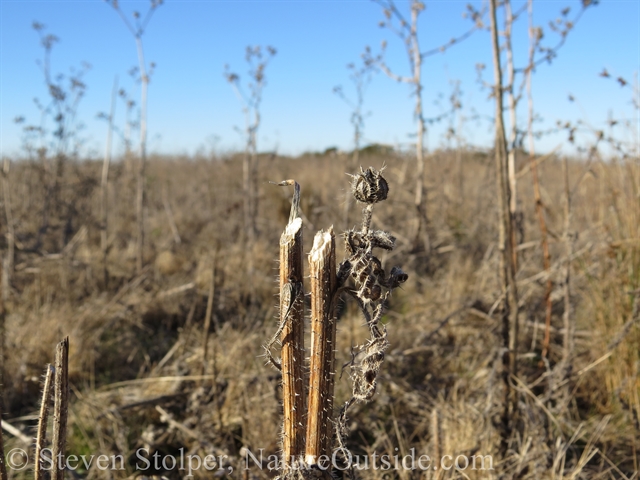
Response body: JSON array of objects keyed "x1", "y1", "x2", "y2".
[
  {"x1": 337, "y1": 260, "x2": 352, "y2": 285},
  {"x1": 370, "y1": 284, "x2": 382, "y2": 302},
  {"x1": 370, "y1": 230, "x2": 396, "y2": 250},
  {"x1": 388, "y1": 266, "x2": 409, "y2": 288},
  {"x1": 344, "y1": 229, "x2": 366, "y2": 255},
  {"x1": 371, "y1": 255, "x2": 383, "y2": 272},
  {"x1": 351, "y1": 166, "x2": 389, "y2": 204}
]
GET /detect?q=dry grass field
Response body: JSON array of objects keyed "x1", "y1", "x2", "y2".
[{"x1": 0, "y1": 148, "x2": 639, "y2": 479}]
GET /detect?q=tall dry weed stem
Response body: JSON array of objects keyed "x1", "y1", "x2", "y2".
[
  {"x1": 489, "y1": 0, "x2": 520, "y2": 451},
  {"x1": 225, "y1": 46, "x2": 277, "y2": 250},
  {"x1": 104, "y1": 0, "x2": 163, "y2": 273},
  {"x1": 366, "y1": 0, "x2": 483, "y2": 250},
  {"x1": 100, "y1": 76, "x2": 118, "y2": 288}
]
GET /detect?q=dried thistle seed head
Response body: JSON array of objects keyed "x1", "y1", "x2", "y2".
[
  {"x1": 369, "y1": 284, "x2": 382, "y2": 302},
  {"x1": 351, "y1": 166, "x2": 389, "y2": 204},
  {"x1": 370, "y1": 230, "x2": 396, "y2": 250},
  {"x1": 344, "y1": 229, "x2": 366, "y2": 255},
  {"x1": 370, "y1": 255, "x2": 384, "y2": 278},
  {"x1": 337, "y1": 260, "x2": 352, "y2": 286},
  {"x1": 388, "y1": 266, "x2": 409, "y2": 289}
]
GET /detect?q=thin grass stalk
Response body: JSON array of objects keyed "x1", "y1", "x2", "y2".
[
  {"x1": 534, "y1": 178, "x2": 553, "y2": 361},
  {"x1": 179, "y1": 295, "x2": 198, "y2": 357},
  {"x1": 344, "y1": 147, "x2": 359, "y2": 230},
  {"x1": 0, "y1": 302, "x2": 3, "y2": 401},
  {"x1": 1, "y1": 157, "x2": 13, "y2": 307},
  {"x1": 51, "y1": 337, "x2": 69, "y2": 480},
  {"x1": 411, "y1": 2, "x2": 428, "y2": 250},
  {"x1": 526, "y1": 0, "x2": 553, "y2": 361},
  {"x1": 239, "y1": 108, "x2": 256, "y2": 276},
  {"x1": 431, "y1": 408, "x2": 442, "y2": 480},
  {"x1": 0, "y1": 300, "x2": 2, "y2": 408},
  {"x1": 489, "y1": 0, "x2": 520, "y2": 449},
  {"x1": 305, "y1": 228, "x2": 337, "y2": 465},
  {"x1": 135, "y1": 36, "x2": 148, "y2": 274},
  {"x1": 209, "y1": 253, "x2": 224, "y2": 433},
  {"x1": 201, "y1": 259, "x2": 216, "y2": 377},
  {"x1": 101, "y1": 76, "x2": 118, "y2": 288},
  {"x1": 35, "y1": 364, "x2": 55, "y2": 480},
  {"x1": 243, "y1": 147, "x2": 254, "y2": 247},
  {"x1": 1, "y1": 157, "x2": 14, "y2": 387},
  {"x1": 161, "y1": 184, "x2": 181, "y2": 245},
  {"x1": 504, "y1": 0, "x2": 519, "y2": 269},
  {"x1": 279, "y1": 186, "x2": 305, "y2": 465},
  {"x1": 249, "y1": 126, "x2": 259, "y2": 240},
  {"x1": 561, "y1": 157, "x2": 574, "y2": 376},
  {"x1": 456, "y1": 115, "x2": 464, "y2": 211}
]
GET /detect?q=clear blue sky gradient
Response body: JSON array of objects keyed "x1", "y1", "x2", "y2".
[{"x1": 1, "y1": 0, "x2": 638, "y2": 157}]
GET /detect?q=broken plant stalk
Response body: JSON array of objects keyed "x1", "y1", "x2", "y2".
[
  {"x1": 35, "y1": 364, "x2": 55, "y2": 480},
  {"x1": 51, "y1": 337, "x2": 69, "y2": 480},
  {"x1": 305, "y1": 228, "x2": 337, "y2": 466},
  {"x1": 278, "y1": 180, "x2": 306, "y2": 465}
]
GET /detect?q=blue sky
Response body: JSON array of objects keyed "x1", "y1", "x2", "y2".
[{"x1": 1, "y1": 0, "x2": 638, "y2": 158}]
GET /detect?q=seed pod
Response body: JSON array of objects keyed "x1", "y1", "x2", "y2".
[
  {"x1": 369, "y1": 284, "x2": 382, "y2": 302},
  {"x1": 336, "y1": 260, "x2": 352, "y2": 287},
  {"x1": 351, "y1": 167, "x2": 389, "y2": 204},
  {"x1": 370, "y1": 230, "x2": 396, "y2": 250},
  {"x1": 344, "y1": 229, "x2": 366, "y2": 256},
  {"x1": 388, "y1": 266, "x2": 409, "y2": 289}
]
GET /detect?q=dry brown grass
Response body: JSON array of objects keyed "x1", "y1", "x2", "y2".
[{"x1": 1, "y1": 149, "x2": 638, "y2": 479}]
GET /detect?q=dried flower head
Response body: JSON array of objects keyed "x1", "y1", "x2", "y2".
[
  {"x1": 350, "y1": 166, "x2": 389, "y2": 204},
  {"x1": 344, "y1": 229, "x2": 366, "y2": 256},
  {"x1": 386, "y1": 266, "x2": 409, "y2": 289},
  {"x1": 369, "y1": 229, "x2": 396, "y2": 250}
]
